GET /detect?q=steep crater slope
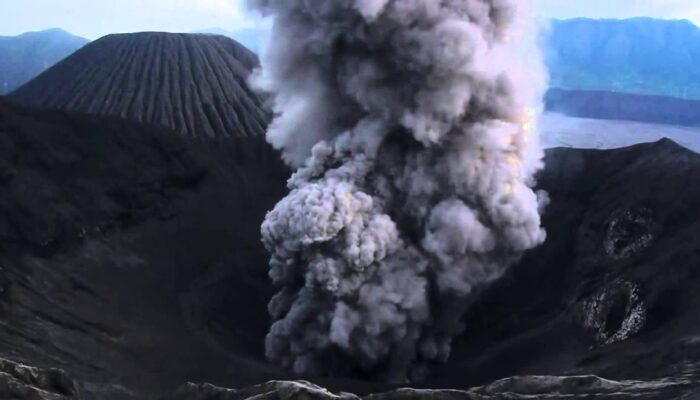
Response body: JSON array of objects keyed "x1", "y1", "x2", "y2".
[
  {"x1": 0, "y1": 97, "x2": 288, "y2": 399},
  {"x1": 9, "y1": 32, "x2": 266, "y2": 139},
  {"x1": 433, "y1": 139, "x2": 700, "y2": 392}
]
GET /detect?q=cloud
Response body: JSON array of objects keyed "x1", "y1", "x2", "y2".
[
  {"x1": 0, "y1": 0, "x2": 260, "y2": 39},
  {"x1": 253, "y1": 0, "x2": 547, "y2": 380},
  {"x1": 177, "y1": 0, "x2": 243, "y2": 18},
  {"x1": 147, "y1": 0, "x2": 252, "y2": 23}
]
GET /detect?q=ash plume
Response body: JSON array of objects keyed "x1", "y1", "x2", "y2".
[{"x1": 249, "y1": 0, "x2": 548, "y2": 380}]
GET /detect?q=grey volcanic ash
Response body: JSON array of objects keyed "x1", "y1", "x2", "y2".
[{"x1": 250, "y1": 0, "x2": 548, "y2": 381}]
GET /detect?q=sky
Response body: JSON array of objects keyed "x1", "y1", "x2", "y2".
[
  {"x1": 536, "y1": 0, "x2": 700, "y2": 24},
  {"x1": 0, "y1": 0, "x2": 699, "y2": 39}
]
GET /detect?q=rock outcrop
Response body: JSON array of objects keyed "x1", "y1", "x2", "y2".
[
  {"x1": 165, "y1": 376, "x2": 698, "y2": 400},
  {"x1": 0, "y1": 357, "x2": 81, "y2": 400}
]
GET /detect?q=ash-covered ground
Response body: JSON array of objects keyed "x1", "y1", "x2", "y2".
[{"x1": 1, "y1": 97, "x2": 699, "y2": 399}]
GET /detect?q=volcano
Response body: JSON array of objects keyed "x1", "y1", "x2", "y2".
[
  {"x1": 0, "y1": 95, "x2": 698, "y2": 399},
  {"x1": 9, "y1": 32, "x2": 267, "y2": 139}
]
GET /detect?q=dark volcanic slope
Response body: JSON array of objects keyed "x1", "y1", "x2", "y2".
[
  {"x1": 10, "y1": 32, "x2": 267, "y2": 139},
  {"x1": 2, "y1": 102, "x2": 700, "y2": 399},
  {"x1": 545, "y1": 88, "x2": 700, "y2": 127},
  {"x1": 0, "y1": 97, "x2": 288, "y2": 399},
  {"x1": 432, "y1": 138, "x2": 700, "y2": 394}
]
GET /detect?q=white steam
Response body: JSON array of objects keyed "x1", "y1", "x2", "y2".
[{"x1": 250, "y1": 0, "x2": 548, "y2": 381}]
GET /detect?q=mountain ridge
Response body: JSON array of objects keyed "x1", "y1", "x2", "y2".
[
  {"x1": 544, "y1": 88, "x2": 700, "y2": 127},
  {"x1": 544, "y1": 17, "x2": 700, "y2": 99},
  {"x1": 0, "y1": 28, "x2": 88, "y2": 94}
]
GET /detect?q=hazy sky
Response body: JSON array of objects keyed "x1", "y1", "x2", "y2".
[
  {"x1": 1, "y1": 0, "x2": 699, "y2": 39},
  {"x1": 536, "y1": 0, "x2": 700, "y2": 23}
]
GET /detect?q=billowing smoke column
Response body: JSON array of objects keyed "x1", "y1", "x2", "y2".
[{"x1": 250, "y1": 0, "x2": 548, "y2": 381}]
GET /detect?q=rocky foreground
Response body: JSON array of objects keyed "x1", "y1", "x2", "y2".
[
  {"x1": 2, "y1": 365, "x2": 695, "y2": 400},
  {"x1": 168, "y1": 377, "x2": 699, "y2": 400}
]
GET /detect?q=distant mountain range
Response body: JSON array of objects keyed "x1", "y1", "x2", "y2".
[
  {"x1": 193, "y1": 18, "x2": 700, "y2": 102},
  {"x1": 0, "y1": 28, "x2": 88, "y2": 94},
  {"x1": 6, "y1": 18, "x2": 700, "y2": 124},
  {"x1": 545, "y1": 88, "x2": 700, "y2": 127},
  {"x1": 197, "y1": 18, "x2": 700, "y2": 101},
  {"x1": 545, "y1": 18, "x2": 700, "y2": 99}
]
